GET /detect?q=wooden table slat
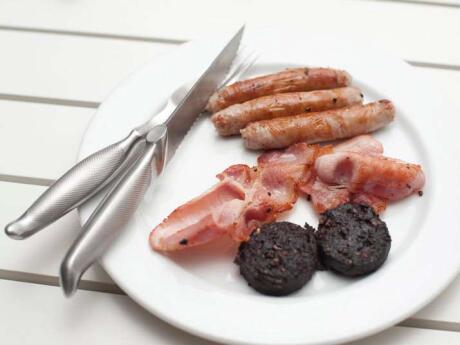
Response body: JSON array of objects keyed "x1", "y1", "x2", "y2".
[
  {"x1": 0, "y1": 0, "x2": 459, "y2": 66},
  {"x1": 0, "y1": 30, "x2": 174, "y2": 103},
  {"x1": 2, "y1": 279, "x2": 460, "y2": 345},
  {"x1": 0, "y1": 101, "x2": 94, "y2": 182},
  {"x1": 0, "y1": 1, "x2": 459, "y2": 342},
  {"x1": 0, "y1": 181, "x2": 114, "y2": 285}
]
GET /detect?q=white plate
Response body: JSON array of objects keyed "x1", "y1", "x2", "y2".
[{"x1": 78, "y1": 29, "x2": 460, "y2": 345}]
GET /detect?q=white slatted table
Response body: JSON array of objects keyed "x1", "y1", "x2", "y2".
[{"x1": 0, "y1": 1, "x2": 459, "y2": 344}]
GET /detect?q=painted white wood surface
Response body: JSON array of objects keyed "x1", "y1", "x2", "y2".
[
  {"x1": 0, "y1": 0, "x2": 459, "y2": 344},
  {"x1": 0, "y1": 0, "x2": 459, "y2": 66},
  {"x1": 398, "y1": 0, "x2": 460, "y2": 5},
  {"x1": 0, "y1": 36, "x2": 459, "y2": 337},
  {"x1": 0, "y1": 30, "x2": 173, "y2": 103},
  {"x1": 0, "y1": 181, "x2": 113, "y2": 285},
  {"x1": 2, "y1": 279, "x2": 460, "y2": 345},
  {"x1": 0, "y1": 101, "x2": 94, "y2": 183}
]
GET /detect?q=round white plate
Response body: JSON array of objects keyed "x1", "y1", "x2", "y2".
[{"x1": 78, "y1": 29, "x2": 460, "y2": 345}]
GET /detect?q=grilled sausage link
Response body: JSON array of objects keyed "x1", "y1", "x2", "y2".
[
  {"x1": 241, "y1": 100, "x2": 395, "y2": 150},
  {"x1": 206, "y1": 67, "x2": 352, "y2": 113},
  {"x1": 211, "y1": 87, "x2": 363, "y2": 136}
]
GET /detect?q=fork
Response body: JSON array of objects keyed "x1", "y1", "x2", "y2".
[{"x1": 5, "y1": 48, "x2": 258, "y2": 240}]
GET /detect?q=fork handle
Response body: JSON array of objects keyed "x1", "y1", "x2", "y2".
[
  {"x1": 5, "y1": 130, "x2": 143, "y2": 240},
  {"x1": 59, "y1": 126, "x2": 167, "y2": 296}
]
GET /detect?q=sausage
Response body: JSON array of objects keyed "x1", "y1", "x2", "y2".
[
  {"x1": 241, "y1": 100, "x2": 395, "y2": 150},
  {"x1": 211, "y1": 87, "x2": 363, "y2": 136},
  {"x1": 315, "y1": 152, "x2": 425, "y2": 200},
  {"x1": 206, "y1": 67, "x2": 352, "y2": 113}
]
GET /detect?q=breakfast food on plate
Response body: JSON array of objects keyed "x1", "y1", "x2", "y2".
[
  {"x1": 150, "y1": 135, "x2": 425, "y2": 252},
  {"x1": 300, "y1": 134, "x2": 386, "y2": 214},
  {"x1": 241, "y1": 100, "x2": 395, "y2": 149},
  {"x1": 235, "y1": 222, "x2": 318, "y2": 296},
  {"x1": 149, "y1": 64, "x2": 427, "y2": 297},
  {"x1": 150, "y1": 142, "x2": 323, "y2": 251},
  {"x1": 315, "y1": 152, "x2": 425, "y2": 200},
  {"x1": 206, "y1": 67, "x2": 352, "y2": 112},
  {"x1": 333, "y1": 134, "x2": 383, "y2": 154},
  {"x1": 351, "y1": 193, "x2": 387, "y2": 214},
  {"x1": 211, "y1": 87, "x2": 363, "y2": 136},
  {"x1": 316, "y1": 203, "x2": 391, "y2": 276}
]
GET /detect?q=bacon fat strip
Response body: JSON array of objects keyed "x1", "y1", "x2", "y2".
[
  {"x1": 315, "y1": 152, "x2": 425, "y2": 201},
  {"x1": 150, "y1": 144, "x2": 320, "y2": 251},
  {"x1": 211, "y1": 87, "x2": 363, "y2": 136},
  {"x1": 241, "y1": 100, "x2": 395, "y2": 150},
  {"x1": 351, "y1": 192, "x2": 387, "y2": 214},
  {"x1": 206, "y1": 67, "x2": 352, "y2": 113},
  {"x1": 300, "y1": 135, "x2": 385, "y2": 213},
  {"x1": 333, "y1": 134, "x2": 383, "y2": 155},
  {"x1": 149, "y1": 178, "x2": 246, "y2": 251}
]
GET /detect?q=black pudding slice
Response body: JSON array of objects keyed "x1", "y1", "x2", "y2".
[
  {"x1": 316, "y1": 203, "x2": 391, "y2": 277},
  {"x1": 235, "y1": 222, "x2": 317, "y2": 296}
]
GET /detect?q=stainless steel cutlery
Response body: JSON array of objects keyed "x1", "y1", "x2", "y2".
[{"x1": 5, "y1": 26, "x2": 256, "y2": 296}]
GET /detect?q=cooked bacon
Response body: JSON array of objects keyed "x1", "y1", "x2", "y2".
[
  {"x1": 230, "y1": 165, "x2": 299, "y2": 241},
  {"x1": 257, "y1": 142, "x2": 325, "y2": 183},
  {"x1": 150, "y1": 135, "x2": 424, "y2": 252},
  {"x1": 300, "y1": 135, "x2": 386, "y2": 213},
  {"x1": 315, "y1": 152, "x2": 425, "y2": 200},
  {"x1": 352, "y1": 192, "x2": 387, "y2": 214},
  {"x1": 150, "y1": 144, "x2": 319, "y2": 251},
  {"x1": 334, "y1": 134, "x2": 383, "y2": 155},
  {"x1": 149, "y1": 176, "x2": 246, "y2": 251},
  {"x1": 302, "y1": 179, "x2": 350, "y2": 213}
]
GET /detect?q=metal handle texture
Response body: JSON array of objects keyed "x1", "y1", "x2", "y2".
[
  {"x1": 60, "y1": 126, "x2": 167, "y2": 297},
  {"x1": 5, "y1": 130, "x2": 144, "y2": 240}
]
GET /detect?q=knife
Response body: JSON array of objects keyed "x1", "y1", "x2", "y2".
[
  {"x1": 5, "y1": 26, "x2": 245, "y2": 240},
  {"x1": 59, "y1": 26, "x2": 244, "y2": 296}
]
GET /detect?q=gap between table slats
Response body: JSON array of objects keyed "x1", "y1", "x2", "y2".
[
  {"x1": 0, "y1": 25, "x2": 185, "y2": 45},
  {"x1": 0, "y1": 0, "x2": 459, "y2": 66},
  {"x1": 0, "y1": 25, "x2": 457, "y2": 110},
  {"x1": 2, "y1": 263, "x2": 460, "y2": 335},
  {"x1": 5, "y1": 278, "x2": 460, "y2": 345},
  {"x1": 370, "y1": 0, "x2": 460, "y2": 8},
  {"x1": 0, "y1": 30, "x2": 174, "y2": 104},
  {"x1": 0, "y1": 269, "x2": 123, "y2": 295}
]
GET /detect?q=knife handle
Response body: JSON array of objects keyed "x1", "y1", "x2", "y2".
[
  {"x1": 5, "y1": 130, "x2": 144, "y2": 240},
  {"x1": 59, "y1": 125, "x2": 167, "y2": 297}
]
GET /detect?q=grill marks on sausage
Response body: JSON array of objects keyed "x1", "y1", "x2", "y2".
[
  {"x1": 206, "y1": 68, "x2": 352, "y2": 113},
  {"x1": 241, "y1": 100, "x2": 395, "y2": 150},
  {"x1": 211, "y1": 87, "x2": 363, "y2": 136}
]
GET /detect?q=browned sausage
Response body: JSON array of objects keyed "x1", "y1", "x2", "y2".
[
  {"x1": 206, "y1": 67, "x2": 352, "y2": 113},
  {"x1": 211, "y1": 87, "x2": 363, "y2": 136},
  {"x1": 241, "y1": 100, "x2": 395, "y2": 149}
]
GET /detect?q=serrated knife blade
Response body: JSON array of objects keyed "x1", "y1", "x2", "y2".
[{"x1": 163, "y1": 25, "x2": 244, "y2": 162}]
